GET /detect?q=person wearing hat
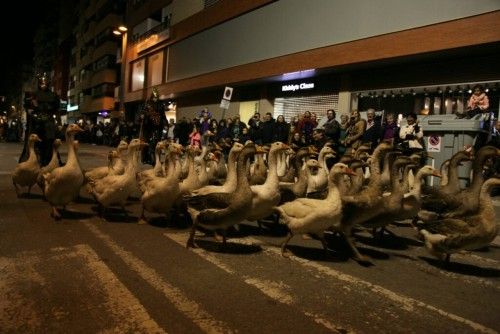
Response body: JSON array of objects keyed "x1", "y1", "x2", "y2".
[
  {"x1": 20, "y1": 73, "x2": 60, "y2": 166},
  {"x1": 141, "y1": 87, "x2": 165, "y2": 165}
]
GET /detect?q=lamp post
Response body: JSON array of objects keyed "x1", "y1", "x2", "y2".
[{"x1": 113, "y1": 25, "x2": 128, "y2": 120}]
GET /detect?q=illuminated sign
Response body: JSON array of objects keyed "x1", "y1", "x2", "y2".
[{"x1": 281, "y1": 82, "x2": 315, "y2": 92}]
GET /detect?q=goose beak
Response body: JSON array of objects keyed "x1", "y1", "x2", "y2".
[
  {"x1": 345, "y1": 168, "x2": 357, "y2": 176},
  {"x1": 432, "y1": 170, "x2": 442, "y2": 177}
]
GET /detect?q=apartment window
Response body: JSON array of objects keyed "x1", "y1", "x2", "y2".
[
  {"x1": 131, "y1": 59, "x2": 145, "y2": 91},
  {"x1": 147, "y1": 51, "x2": 164, "y2": 87}
]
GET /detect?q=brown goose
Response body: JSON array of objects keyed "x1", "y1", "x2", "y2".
[
  {"x1": 360, "y1": 155, "x2": 412, "y2": 236},
  {"x1": 395, "y1": 165, "x2": 442, "y2": 223},
  {"x1": 425, "y1": 146, "x2": 500, "y2": 218},
  {"x1": 419, "y1": 177, "x2": 500, "y2": 263},
  {"x1": 249, "y1": 145, "x2": 268, "y2": 185},
  {"x1": 279, "y1": 159, "x2": 320, "y2": 204},
  {"x1": 279, "y1": 146, "x2": 317, "y2": 183},
  {"x1": 184, "y1": 142, "x2": 256, "y2": 248}
]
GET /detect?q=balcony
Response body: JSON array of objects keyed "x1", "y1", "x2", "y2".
[
  {"x1": 82, "y1": 96, "x2": 115, "y2": 114},
  {"x1": 131, "y1": 21, "x2": 170, "y2": 53},
  {"x1": 93, "y1": 40, "x2": 118, "y2": 61},
  {"x1": 91, "y1": 68, "x2": 117, "y2": 87}
]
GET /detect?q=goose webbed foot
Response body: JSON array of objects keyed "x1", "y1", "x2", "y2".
[
  {"x1": 50, "y1": 206, "x2": 62, "y2": 220},
  {"x1": 138, "y1": 207, "x2": 148, "y2": 225},
  {"x1": 318, "y1": 234, "x2": 330, "y2": 258},
  {"x1": 214, "y1": 229, "x2": 228, "y2": 249},
  {"x1": 344, "y1": 233, "x2": 372, "y2": 265},
  {"x1": 186, "y1": 223, "x2": 198, "y2": 249},
  {"x1": 281, "y1": 232, "x2": 294, "y2": 257}
]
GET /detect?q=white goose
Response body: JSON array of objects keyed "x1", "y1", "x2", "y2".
[
  {"x1": 245, "y1": 142, "x2": 290, "y2": 223},
  {"x1": 274, "y1": 163, "x2": 356, "y2": 257},
  {"x1": 36, "y1": 138, "x2": 62, "y2": 194},
  {"x1": 307, "y1": 145, "x2": 336, "y2": 194},
  {"x1": 89, "y1": 138, "x2": 146, "y2": 215},
  {"x1": 190, "y1": 142, "x2": 245, "y2": 196},
  {"x1": 44, "y1": 124, "x2": 84, "y2": 219},
  {"x1": 12, "y1": 133, "x2": 41, "y2": 196},
  {"x1": 138, "y1": 143, "x2": 183, "y2": 224},
  {"x1": 84, "y1": 140, "x2": 128, "y2": 183}
]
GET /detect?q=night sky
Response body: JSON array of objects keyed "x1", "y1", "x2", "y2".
[{"x1": 0, "y1": 1, "x2": 45, "y2": 100}]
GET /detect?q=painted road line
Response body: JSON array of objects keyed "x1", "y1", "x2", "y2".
[
  {"x1": 84, "y1": 222, "x2": 233, "y2": 334},
  {"x1": 352, "y1": 242, "x2": 500, "y2": 291},
  {"x1": 164, "y1": 232, "x2": 355, "y2": 334},
  {"x1": 0, "y1": 245, "x2": 165, "y2": 333},
  {"x1": 234, "y1": 236, "x2": 497, "y2": 334}
]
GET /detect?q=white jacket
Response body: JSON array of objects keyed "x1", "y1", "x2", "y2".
[{"x1": 399, "y1": 123, "x2": 423, "y2": 149}]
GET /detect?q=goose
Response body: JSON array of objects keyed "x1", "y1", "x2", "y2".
[
  {"x1": 249, "y1": 146, "x2": 268, "y2": 185},
  {"x1": 276, "y1": 150, "x2": 288, "y2": 178},
  {"x1": 418, "y1": 176, "x2": 500, "y2": 263},
  {"x1": 307, "y1": 145, "x2": 336, "y2": 194},
  {"x1": 138, "y1": 140, "x2": 167, "y2": 181},
  {"x1": 88, "y1": 138, "x2": 146, "y2": 215},
  {"x1": 12, "y1": 133, "x2": 42, "y2": 196},
  {"x1": 138, "y1": 143, "x2": 183, "y2": 224},
  {"x1": 337, "y1": 142, "x2": 393, "y2": 261},
  {"x1": 189, "y1": 142, "x2": 245, "y2": 196},
  {"x1": 425, "y1": 146, "x2": 500, "y2": 219},
  {"x1": 184, "y1": 142, "x2": 256, "y2": 248},
  {"x1": 278, "y1": 149, "x2": 296, "y2": 183},
  {"x1": 43, "y1": 124, "x2": 84, "y2": 219},
  {"x1": 213, "y1": 149, "x2": 228, "y2": 182},
  {"x1": 36, "y1": 138, "x2": 63, "y2": 194},
  {"x1": 179, "y1": 146, "x2": 205, "y2": 194},
  {"x1": 245, "y1": 142, "x2": 290, "y2": 224},
  {"x1": 360, "y1": 155, "x2": 413, "y2": 236},
  {"x1": 393, "y1": 165, "x2": 442, "y2": 224},
  {"x1": 279, "y1": 159, "x2": 320, "y2": 204},
  {"x1": 274, "y1": 163, "x2": 356, "y2": 257},
  {"x1": 84, "y1": 140, "x2": 128, "y2": 184}
]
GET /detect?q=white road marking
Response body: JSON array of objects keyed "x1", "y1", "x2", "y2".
[
  {"x1": 164, "y1": 232, "x2": 355, "y2": 334},
  {"x1": 232, "y1": 236, "x2": 498, "y2": 334},
  {"x1": 355, "y1": 242, "x2": 500, "y2": 291},
  {"x1": 84, "y1": 222, "x2": 233, "y2": 334},
  {"x1": 0, "y1": 245, "x2": 165, "y2": 333}
]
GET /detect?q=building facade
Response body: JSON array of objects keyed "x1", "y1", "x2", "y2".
[
  {"x1": 67, "y1": 0, "x2": 126, "y2": 123},
  {"x1": 117, "y1": 0, "x2": 500, "y2": 124}
]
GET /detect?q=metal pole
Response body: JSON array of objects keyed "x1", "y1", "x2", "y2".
[{"x1": 119, "y1": 31, "x2": 127, "y2": 120}]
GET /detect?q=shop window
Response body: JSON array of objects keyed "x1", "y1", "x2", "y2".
[
  {"x1": 147, "y1": 51, "x2": 164, "y2": 87},
  {"x1": 131, "y1": 59, "x2": 145, "y2": 91},
  {"x1": 274, "y1": 94, "x2": 339, "y2": 123}
]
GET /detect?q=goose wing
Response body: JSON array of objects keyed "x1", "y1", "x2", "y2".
[{"x1": 183, "y1": 192, "x2": 232, "y2": 211}]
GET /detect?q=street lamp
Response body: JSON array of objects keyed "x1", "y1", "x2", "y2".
[{"x1": 113, "y1": 25, "x2": 128, "y2": 119}]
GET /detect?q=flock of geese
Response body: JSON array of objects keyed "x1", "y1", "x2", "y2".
[{"x1": 11, "y1": 124, "x2": 500, "y2": 265}]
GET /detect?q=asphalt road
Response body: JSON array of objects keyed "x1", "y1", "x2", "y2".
[{"x1": 1, "y1": 141, "x2": 499, "y2": 334}]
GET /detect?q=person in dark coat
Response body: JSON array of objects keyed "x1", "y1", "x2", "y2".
[
  {"x1": 20, "y1": 73, "x2": 60, "y2": 166},
  {"x1": 141, "y1": 88, "x2": 166, "y2": 164},
  {"x1": 322, "y1": 109, "x2": 341, "y2": 150},
  {"x1": 362, "y1": 108, "x2": 381, "y2": 151},
  {"x1": 274, "y1": 115, "x2": 290, "y2": 143},
  {"x1": 260, "y1": 112, "x2": 276, "y2": 144}
]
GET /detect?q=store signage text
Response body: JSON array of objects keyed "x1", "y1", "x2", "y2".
[{"x1": 282, "y1": 82, "x2": 315, "y2": 92}]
